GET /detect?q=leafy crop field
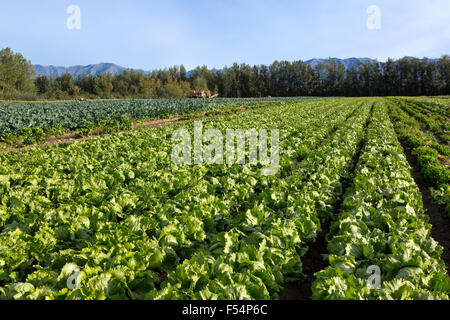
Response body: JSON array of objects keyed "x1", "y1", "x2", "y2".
[
  {"x1": 0, "y1": 97, "x2": 317, "y2": 150},
  {"x1": 0, "y1": 97, "x2": 448, "y2": 300},
  {"x1": 0, "y1": 97, "x2": 314, "y2": 134},
  {"x1": 388, "y1": 98, "x2": 450, "y2": 215}
]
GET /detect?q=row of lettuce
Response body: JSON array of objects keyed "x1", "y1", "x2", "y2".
[
  {"x1": 0, "y1": 98, "x2": 366, "y2": 299},
  {"x1": 403, "y1": 97, "x2": 450, "y2": 131},
  {"x1": 400, "y1": 99, "x2": 449, "y2": 133},
  {"x1": 387, "y1": 98, "x2": 450, "y2": 216},
  {"x1": 312, "y1": 103, "x2": 449, "y2": 299},
  {"x1": 395, "y1": 98, "x2": 450, "y2": 155}
]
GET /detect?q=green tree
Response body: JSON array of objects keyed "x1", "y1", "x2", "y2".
[
  {"x1": 180, "y1": 64, "x2": 187, "y2": 82},
  {"x1": 34, "y1": 75, "x2": 50, "y2": 94},
  {"x1": 0, "y1": 47, "x2": 35, "y2": 95},
  {"x1": 191, "y1": 76, "x2": 208, "y2": 91},
  {"x1": 60, "y1": 73, "x2": 75, "y2": 95}
]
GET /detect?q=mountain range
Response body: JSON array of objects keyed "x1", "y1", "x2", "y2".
[
  {"x1": 33, "y1": 57, "x2": 425, "y2": 78},
  {"x1": 33, "y1": 63, "x2": 143, "y2": 78},
  {"x1": 303, "y1": 57, "x2": 377, "y2": 69}
]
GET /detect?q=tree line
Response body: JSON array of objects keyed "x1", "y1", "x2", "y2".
[{"x1": 0, "y1": 47, "x2": 449, "y2": 100}]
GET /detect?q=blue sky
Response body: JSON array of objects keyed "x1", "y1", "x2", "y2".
[{"x1": 0, "y1": 0, "x2": 449, "y2": 70}]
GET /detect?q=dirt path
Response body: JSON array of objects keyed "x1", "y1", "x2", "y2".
[
  {"x1": 434, "y1": 133, "x2": 448, "y2": 146},
  {"x1": 281, "y1": 221, "x2": 330, "y2": 300},
  {"x1": 0, "y1": 109, "x2": 248, "y2": 155}
]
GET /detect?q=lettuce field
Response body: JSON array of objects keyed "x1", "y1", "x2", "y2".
[{"x1": 0, "y1": 97, "x2": 449, "y2": 300}]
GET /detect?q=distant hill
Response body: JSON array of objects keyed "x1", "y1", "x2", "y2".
[
  {"x1": 33, "y1": 63, "x2": 146, "y2": 78},
  {"x1": 33, "y1": 57, "x2": 439, "y2": 78},
  {"x1": 303, "y1": 57, "x2": 378, "y2": 69}
]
